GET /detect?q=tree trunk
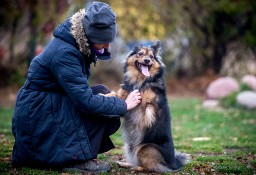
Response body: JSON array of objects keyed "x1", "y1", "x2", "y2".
[{"x1": 27, "y1": 0, "x2": 38, "y2": 66}]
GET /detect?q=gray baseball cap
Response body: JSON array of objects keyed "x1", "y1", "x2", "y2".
[{"x1": 83, "y1": 1, "x2": 117, "y2": 44}]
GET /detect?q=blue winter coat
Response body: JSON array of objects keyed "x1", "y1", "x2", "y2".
[{"x1": 12, "y1": 10, "x2": 127, "y2": 168}]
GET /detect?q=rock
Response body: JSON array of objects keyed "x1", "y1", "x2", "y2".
[
  {"x1": 202, "y1": 100, "x2": 219, "y2": 108},
  {"x1": 192, "y1": 137, "x2": 211, "y2": 141},
  {"x1": 241, "y1": 75, "x2": 256, "y2": 91},
  {"x1": 206, "y1": 77, "x2": 239, "y2": 99},
  {"x1": 236, "y1": 91, "x2": 256, "y2": 109}
]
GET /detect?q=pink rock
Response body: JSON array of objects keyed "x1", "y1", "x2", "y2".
[
  {"x1": 206, "y1": 77, "x2": 239, "y2": 99},
  {"x1": 241, "y1": 75, "x2": 256, "y2": 91},
  {"x1": 236, "y1": 91, "x2": 256, "y2": 109}
]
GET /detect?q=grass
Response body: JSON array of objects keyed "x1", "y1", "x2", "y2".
[{"x1": 0, "y1": 98, "x2": 255, "y2": 174}]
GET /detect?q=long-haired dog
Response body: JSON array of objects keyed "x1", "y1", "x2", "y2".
[{"x1": 106, "y1": 41, "x2": 190, "y2": 172}]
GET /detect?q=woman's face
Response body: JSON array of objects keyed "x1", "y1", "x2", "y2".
[{"x1": 92, "y1": 43, "x2": 109, "y2": 50}]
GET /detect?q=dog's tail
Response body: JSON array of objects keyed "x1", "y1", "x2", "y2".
[
  {"x1": 173, "y1": 150, "x2": 191, "y2": 170},
  {"x1": 146, "y1": 150, "x2": 190, "y2": 173}
]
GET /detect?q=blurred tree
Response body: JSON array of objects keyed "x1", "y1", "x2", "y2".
[
  {"x1": 108, "y1": 0, "x2": 165, "y2": 41},
  {"x1": 0, "y1": 0, "x2": 69, "y2": 87},
  {"x1": 110, "y1": 0, "x2": 256, "y2": 77},
  {"x1": 167, "y1": 0, "x2": 256, "y2": 76},
  {"x1": 0, "y1": 0, "x2": 255, "y2": 87},
  {"x1": 221, "y1": 41, "x2": 256, "y2": 78}
]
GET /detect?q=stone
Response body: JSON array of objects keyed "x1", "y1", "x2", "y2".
[
  {"x1": 202, "y1": 100, "x2": 219, "y2": 109},
  {"x1": 236, "y1": 91, "x2": 256, "y2": 109},
  {"x1": 192, "y1": 137, "x2": 211, "y2": 141},
  {"x1": 206, "y1": 77, "x2": 239, "y2": 99},
  {"x1": 241, "y1": 75, "x2": 256, "y2": 91}
]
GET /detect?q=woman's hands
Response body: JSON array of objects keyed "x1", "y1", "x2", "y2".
[{"x1": 125, "y1": 89, "x2": 141, "y2": 110}]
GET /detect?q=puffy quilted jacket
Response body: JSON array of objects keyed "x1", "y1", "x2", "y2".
[{"x1": 12, "y1": 10, "x2": 126, "y2": 167}]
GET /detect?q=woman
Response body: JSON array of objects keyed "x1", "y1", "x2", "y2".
[{"x1": 12, "y1": 1, "x2": 141, "y2": 173}]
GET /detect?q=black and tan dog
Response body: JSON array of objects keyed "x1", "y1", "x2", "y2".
[{"x1": 106, "y1": 41, "x2": 190, "y2": 172}]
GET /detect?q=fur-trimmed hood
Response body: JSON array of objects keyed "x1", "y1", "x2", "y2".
[
  {"x1": 53, "y1": 9, "x2": 91, "y2": 57},
  {"x1": 70, "y1": 9, "x2": 91, "y2": 57}
]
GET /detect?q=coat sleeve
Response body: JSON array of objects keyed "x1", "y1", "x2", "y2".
[{"x1": 50, "y1": 48, "x2": 127, "y2": 117}]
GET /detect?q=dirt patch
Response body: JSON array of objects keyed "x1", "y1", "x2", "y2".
[{"x1": 0, "y1": 85, "x2": 19, "y2": 108}]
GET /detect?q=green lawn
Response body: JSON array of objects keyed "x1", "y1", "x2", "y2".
[{"x1": 0, "y1": 98, "x2": 255, "y2": 174}]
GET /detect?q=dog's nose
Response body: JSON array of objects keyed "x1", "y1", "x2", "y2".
[{"x1": 144, "y1": 59, "x2": 150, "y2": 64}]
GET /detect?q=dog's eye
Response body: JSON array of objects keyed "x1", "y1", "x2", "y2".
[
  {"x1": 137, "y1": 52, "x2": 143, "y2": 56},
  {"x1": 150, "y1": 54, "x2": 154, "y2": 59}
]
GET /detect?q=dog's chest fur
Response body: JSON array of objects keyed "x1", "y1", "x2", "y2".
[{"x1": 122, "y1": 84, "x2": 161, "y2": 145}]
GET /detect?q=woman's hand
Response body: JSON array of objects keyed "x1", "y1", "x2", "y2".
[{"x1": 125, "y1": 89, "x2": 141, "y2": 110}]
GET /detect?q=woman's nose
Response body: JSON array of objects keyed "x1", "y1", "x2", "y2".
[{"x1": 103, "y1": 44, "x2": 109, "y2": 49}]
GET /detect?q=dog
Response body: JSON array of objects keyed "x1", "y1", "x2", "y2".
[{"x1": 105, "y1": 41, "x2": 190, "y2": 172}]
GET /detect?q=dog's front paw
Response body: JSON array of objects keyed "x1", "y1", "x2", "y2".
[
  {"x1": 99, "y1": 91, "x2": 117, "y2": 97},
  {"x1": 116, "y1": 161, "x2": 133, "y2": 168},
  {"x1": 131, "y1": 166, "x2": 145, "y2": 171},
  {"x1": 116, "y1": 161, "x2": 144, "y2": 171}
]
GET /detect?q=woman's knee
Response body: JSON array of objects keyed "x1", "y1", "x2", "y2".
[
  {"x1": 105, "y1": 118, "x2": 121, "y2": 136},
  {"x1": 91, "y1": 84, "x2": 111, "y2": 95}
]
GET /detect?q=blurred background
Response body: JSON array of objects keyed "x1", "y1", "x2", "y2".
[{"x1": 0, "y1": 0, "x2": 256, "y2": 107}]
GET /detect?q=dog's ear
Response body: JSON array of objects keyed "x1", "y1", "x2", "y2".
[
  {"x1": 151, "y1": 41, "x2": 161, "y2": 57},
  {"x1": 151, "y1": 41, "x2": 165, "y2": 67},
  {"x1": 126, "y1": 45, "x2": 141, "y2": 58},
  {"x1": 133, "y1": 45, "x2": 141, "y2": 53}
]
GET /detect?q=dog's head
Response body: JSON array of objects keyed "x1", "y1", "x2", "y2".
[{"x1": 124, "y1": 41, "x2": 164, "y2": 80}]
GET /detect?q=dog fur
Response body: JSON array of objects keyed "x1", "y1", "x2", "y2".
[{"x1": 106, "y1": 41, "x2": 190, "y2": 172}]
